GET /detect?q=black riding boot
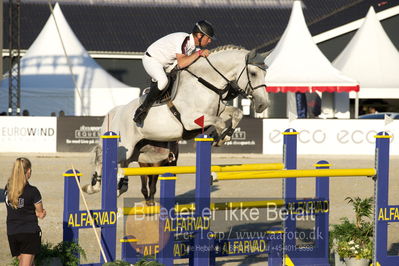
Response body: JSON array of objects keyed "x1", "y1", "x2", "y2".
[{"x1": 133, "y1": 84, "x2": 163, "y2": 124}]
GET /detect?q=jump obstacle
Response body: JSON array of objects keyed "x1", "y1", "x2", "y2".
[{"x1": 62, "y1": 129, "x2": 398, "y2": 265}]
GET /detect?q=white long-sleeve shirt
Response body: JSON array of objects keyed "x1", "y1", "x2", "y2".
[{"x1": 146, "y1": 32, "x2": 197, "y2": 69}]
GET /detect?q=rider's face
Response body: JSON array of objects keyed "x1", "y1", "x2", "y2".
[
  {"x1": 201, "y1": 35, "x2": 212, "y2": 47},
  {"x1": 195, "y1": 34, "x2": 212, "y2": 47}
]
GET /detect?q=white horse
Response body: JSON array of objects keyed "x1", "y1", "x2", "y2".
[{"x1": 83, "y1": 45, "x2": 269, "y2": 195}]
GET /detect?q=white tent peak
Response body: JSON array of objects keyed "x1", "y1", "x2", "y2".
[
  {"x1": 25, "y1": 3, "x2": 89, "y2": 64},
  {"x1": 1, "y1": 3, "x2": 140, "y2": 116},
  {"x1": 265, "y1": 0, "x2": 359, "y2": 93},
  {"x1": 333, "y1": 6, "x2": 399, "y2": 92}
]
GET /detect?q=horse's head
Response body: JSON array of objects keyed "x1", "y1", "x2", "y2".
[
  {"x1": 190, "y1": 46, "x2": 269, "y2": 113},
  {"x1": 236, "y1": 49, "x2": 270, "y2": 113}
]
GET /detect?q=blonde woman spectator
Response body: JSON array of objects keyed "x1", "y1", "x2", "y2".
[{"x1": 4, "y1": 158, "x2": 46, "y2": 266}]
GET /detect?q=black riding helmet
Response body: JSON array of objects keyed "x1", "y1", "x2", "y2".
[{"x1": 193, "y1": 20, "x2": 216, "y2": 40}]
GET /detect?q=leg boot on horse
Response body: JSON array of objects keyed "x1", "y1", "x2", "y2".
[
  {"x1": 118, "y1": 176, "x2": 129, "y2": 197},
  {"x1": 146, "y1": 174, "x2": 158, "y2": 206},
  {"x1": 82, "y1": 172, "x2": 102, "y2": 194},
  {"x1": 133, "y1": 82, "x2": 163, "y2": 125},
  {"x1": 140, "y1": 175, "x2": 149, "y2": 201}
]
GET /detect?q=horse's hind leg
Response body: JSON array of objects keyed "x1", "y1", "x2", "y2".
[
  {"x1": 82, "y1": 172, "x2": 102, "y2": 194},
  {"x1": 82, "y1": 145, "x2": 103, "y2": 194},
  {"x1": 139, "y1": 162, "x2": 156, "y2": 205},
  {"x1": 140, "y1": 175, "x2": 149, "y2": 201},
  {"x1": 147, "y1": 174, "x2": 158, "y2": 206}
]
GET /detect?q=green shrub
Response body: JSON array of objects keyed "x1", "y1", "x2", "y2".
[
  {"x1": 330, "y1": 196, "x2": 374, "y2": 260},
  {"x1": 11, "y1": 241, "x2": 86, "y2": 266},
  {"x1": 103, "y1": 260, "x2": 130, "y2": 266},
  {"x1": 134, "y1": 256, "x2": 164, "y2": 265}
]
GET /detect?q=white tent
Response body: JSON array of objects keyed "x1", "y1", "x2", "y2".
[
  {"x1": 263, "y1": 0, "x2": 359, "y2": 118},
  {"x1": 333, "y1": 7, "x2": 399, "y2": 115},
  {"x1": 0, "y1": 3, "x2": 140, "y2": 116}
]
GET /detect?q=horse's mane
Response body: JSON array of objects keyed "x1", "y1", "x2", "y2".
[
  {"x1": 210, "y1": 45, "x2": 247, "y2": 54},
  {"x1": 189, "y1": 44, "x2": 247, "y2": 71}
]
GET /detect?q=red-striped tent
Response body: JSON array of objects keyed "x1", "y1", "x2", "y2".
[{"x1": 265, "y1": 1, "x2": 359, "y2": 95}]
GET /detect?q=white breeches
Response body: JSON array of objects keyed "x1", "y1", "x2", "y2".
[{"x1": 142, "y1": 55, "x2": 169, "y2": 91}]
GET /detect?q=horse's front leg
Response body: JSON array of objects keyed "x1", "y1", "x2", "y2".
[
  {"x1": 206, "y1": 115, "x2": 226, "y2": 143},
  {"x1": 215, "y1": 106, "x2": 243, "y2": 146}
]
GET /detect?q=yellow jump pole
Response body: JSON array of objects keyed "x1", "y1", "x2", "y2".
[
  {"x1": 215, "y1": 168, "x2": 376, "y2": 180},
  {"x1": 121, "y1": 163, "x2": 284, "y2": 176}
]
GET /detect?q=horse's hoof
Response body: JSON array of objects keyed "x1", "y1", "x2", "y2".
[
  {"x1": 91, "y1": 172, "x2": 101, "y2": 186},
  {"x1": 118, "y1": 177, "x2": 129, "y2": 197},
  {"x1": 118, "y1": 185, "x2": 128, "y2": 197},
  {"x1": 215, "y1": 139, "x2": 227, "y2": 147},
  {"x1": 222, "y1": 135, "x2": 232, "y2": 143},
  {"x1": 118, "y1": 179, "x2": 129, "y2": 197},
  {"x1": 220, "y1": 127, "x2": 235, "y2": 141},
  {"x1": 82, "y1": 184, "x2": 98, "y2": 194},
  {"x1": 210, "y1": 172, "x2": 218, "y2": 184},
  {"x1": 146, "y1": 200, "x2": 155, "y2": 206},
  {"x1": 82, "y1": 184, "x2": 90, "y2": 193}
]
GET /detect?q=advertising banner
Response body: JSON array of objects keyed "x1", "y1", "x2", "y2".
[
  {"x1": 179, "y1": 118, "x2": 263, "y2": 153},
  {"x1": 57, "y1": 116, "x2": 103, "y2": 152},
  {"x1": 263, "y1": 119, "x2": 399, "y2": 155},
  {"x1": 0, "y1": 117, "x2": 57, "y2": 152}
]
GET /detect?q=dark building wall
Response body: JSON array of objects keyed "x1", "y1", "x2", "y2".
[
  {"x1": 381, "y1": 15, "x2": 399, "y2": 51},
  {"x1": 317, "y1": 33, "x2": 355, "y2": 62}
]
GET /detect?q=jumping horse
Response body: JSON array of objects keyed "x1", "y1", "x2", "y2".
[{"x1": 82, "y1": 45, "x2": 269, "y2": 195}]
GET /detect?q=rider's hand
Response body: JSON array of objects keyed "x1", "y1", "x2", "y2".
[{"x1": 198, "y1": 49, "x2": 210, "y2": 57}]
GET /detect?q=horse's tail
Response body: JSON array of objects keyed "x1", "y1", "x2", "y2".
[{"x1": 91, "y1": 106, "x2": 116, "y2": 168}]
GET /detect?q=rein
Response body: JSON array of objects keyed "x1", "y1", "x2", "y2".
[
  {"x1": 204, "y1": 57, "x2": 230, "y2": 84},
  {"x1": 183, "y1": 68, "x2": 228, "y2": 97},
  {"x1": 184, "y1": 67, "x2": 223, "y2": 115},
  {"x1": 166, "y1": 50, "x2": 266, "y2": 135},
  {"x1": 182, "y1": 51, "x2": 266, "y2": 115},
  {"x1": 184, "y1": 54, "x2": 265, "y2": 98}
]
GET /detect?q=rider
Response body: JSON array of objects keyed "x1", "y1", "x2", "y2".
[{"x1": 133, "y1": 20, "x2": 215, "y2": 125}]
